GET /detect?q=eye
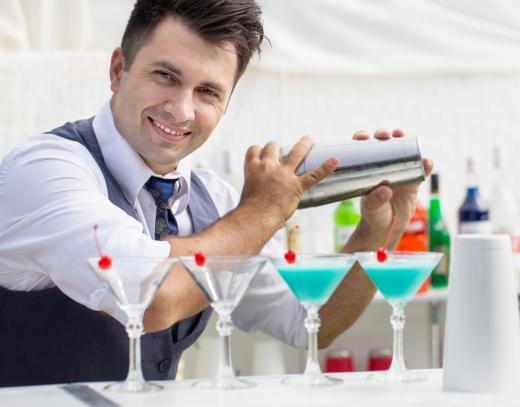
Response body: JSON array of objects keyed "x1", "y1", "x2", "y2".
[
  {"x1": 154, "y1": 70, "x2": 176, "y2": 83},
  {"x1": 199, "y1": 87, "x2": 219, "y2": 98}
]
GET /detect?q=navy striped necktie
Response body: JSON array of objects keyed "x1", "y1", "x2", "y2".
[{"x1": 144, "y1": 176, "x2": 179, "y2": 240}]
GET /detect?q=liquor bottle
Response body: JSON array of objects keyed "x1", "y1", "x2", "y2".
[
  {"x1": 490, "y1": 146, "x2": 518, "y2": 235},
  {"x1": 429, "y1": 174, "x2": 451, "y2": 288},
  {"x1": 334, "y1": 199, "x2": 361, "y2": 252},
  {"x1": 489, "y1": 146, "x2": 520, "y2": 284},
  {"x1": 458, "y1": 157, "x2": 491, "y2": 234},
  {"x1": 396, "y1": 201, "x2": 429, "y2": 293}
]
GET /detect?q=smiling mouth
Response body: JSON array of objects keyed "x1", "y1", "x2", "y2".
[{"x1": 149, "y1": 117, "x2": 192, "y2": 140}]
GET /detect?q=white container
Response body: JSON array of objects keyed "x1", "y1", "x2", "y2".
[{"x1": 443, "y1": 234, "x2": 520, "y2": 392}]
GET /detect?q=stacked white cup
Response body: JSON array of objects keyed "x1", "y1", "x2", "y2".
[{"x1": 443, "y1": 234, "x2": 520, "y2": 392}]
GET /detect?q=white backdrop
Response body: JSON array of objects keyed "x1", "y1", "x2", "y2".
[{"x1": 3, "y1": 0, "x2": 520, "y2": 72}]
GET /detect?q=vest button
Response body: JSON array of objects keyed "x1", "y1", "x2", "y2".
[{"x1": 158, "y1": 359, "x2": 171, "y2": 373}]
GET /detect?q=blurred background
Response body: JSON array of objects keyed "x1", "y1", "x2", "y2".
[{"x1": 2, "y1": 0, "x2": 520, "y2": 378}]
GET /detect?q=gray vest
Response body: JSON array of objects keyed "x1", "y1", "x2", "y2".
[{"x1": 0, "y1": 118, "x2": 216, "y2": 387}]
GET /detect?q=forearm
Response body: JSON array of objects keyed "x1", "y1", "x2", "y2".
[
  {"x1": 317, "y1": 219, "x2": 404, "y2": 348},
  {"x1": 143, "y1": 262, "x2": 209, "y2": 332},
  {"x1": 144, "y1": 203, "x2": 284, "y2": 332},
  {"x1": 167, "y1": 202, "x2": 284, "y2": 257}
]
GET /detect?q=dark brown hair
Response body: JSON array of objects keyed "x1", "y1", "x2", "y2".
[{"x1": 121, "y1": 0, "x2": 265, "y2": 81}]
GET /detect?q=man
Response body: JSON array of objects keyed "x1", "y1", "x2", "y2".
[{"x1": 0, "y1": 0, "x2": 431, "y2": 386}]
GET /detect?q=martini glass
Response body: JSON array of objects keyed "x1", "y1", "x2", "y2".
[
  {"x1": 180, "y1": 255, "x2": 267, "y2": 390},
  {"x1": 87, "y1": 256, "x2": 177, "y2": 392},
  {"x1": 355, "y1": 251, "x2": 442, "y2": 382},
  {"x1": 271, "y1": 254, "x2": 357, "y2": 386}
]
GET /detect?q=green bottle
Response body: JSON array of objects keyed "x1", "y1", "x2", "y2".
[
  {"x1": 429, "y1": 174, "x2": 451, "y2": 288},
  {"x1": 334, "y1": 199, "x2": 361, "y2": 253}
]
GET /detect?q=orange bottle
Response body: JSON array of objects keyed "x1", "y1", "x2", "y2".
[{"x1": 395, "y1": 202, "x2": 430, "y2": 294}]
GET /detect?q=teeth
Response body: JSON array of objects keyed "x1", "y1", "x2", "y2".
[{"x1": 153, "y1": 120, "x2": 185, "y2": 136}]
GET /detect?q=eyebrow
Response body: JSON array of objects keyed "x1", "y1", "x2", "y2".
[{"x1": 153, "y1": 60, "x2": 226, "y2": 95}]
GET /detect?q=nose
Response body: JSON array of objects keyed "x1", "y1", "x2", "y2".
[{"x1": 164, "y1": 90, "x2": 195, "y2": 123}]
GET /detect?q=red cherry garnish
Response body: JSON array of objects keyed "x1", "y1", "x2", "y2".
[
  {"x1": 93, "y1": 224, "x2": 112, "y2": 270},
  {"x1": 195, "y1": 252, "x2": 206, "y2": 267},
  {"x1": 376, "y1": 248, "x2": 388, "y2": 263},
  {"x1": 284, "y1": 251, "x2": 296, "y2": 264},
  {"x1": 98, "y1": 255, "x2": 112, "y2": 270},
  {"x1": 376, "y1": 215, "x2": 398, "y2": 263},
  {"x1": 284, "y1": 224, "x2": 299, "y2": 264}
]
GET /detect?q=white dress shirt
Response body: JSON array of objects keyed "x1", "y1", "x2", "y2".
[{"x1": 0, "y1": 101, "x2": 307, "y2": 348}]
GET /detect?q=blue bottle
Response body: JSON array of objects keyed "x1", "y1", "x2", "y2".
[{"x1": 458, "y1": 158, "x2": 491, "y2": 234}]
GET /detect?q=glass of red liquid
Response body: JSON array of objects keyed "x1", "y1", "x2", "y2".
[
  {"x1": 367, "y1": 348, "x2": 392, "y2": 371},
  {"x1": 324, "y1": 350, "x2": 354, "y2": 373}
]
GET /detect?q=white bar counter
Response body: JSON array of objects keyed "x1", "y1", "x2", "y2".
[{"x1": 1, "y1": 370, "x2": 519, "y2": 407}]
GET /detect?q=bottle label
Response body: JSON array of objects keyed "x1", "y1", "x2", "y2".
[
  {"x1": 335, "y1": 226, "x2": 357, "y2": 252},
  {"x1": 432, "y1": 245, "x2": 449, "y2": 275},
  {"x1": 459, "y1": 221, "x2": 492, "y2": 234},
  {"x1": 405, "y1": 220, "x2": 426, "y2": 234},
  {"x1": 512, "y1": 236, "x2": 520, "y2": 253}
]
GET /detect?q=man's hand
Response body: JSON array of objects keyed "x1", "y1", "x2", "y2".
[
  {"x1": 239, "y1": 135, "x2": 338, "y2": 229},
  {"x1": 352, "y1": 128, "x2": 433, "y2": 250}
]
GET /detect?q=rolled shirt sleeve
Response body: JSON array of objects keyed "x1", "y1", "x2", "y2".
[{"x1": 0, "y1": 134, "x2": 170, "y2": 325}]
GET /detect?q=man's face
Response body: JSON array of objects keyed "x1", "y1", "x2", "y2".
[{"x1": 109, "y1": 17, "x2": 238, "y2": 174}]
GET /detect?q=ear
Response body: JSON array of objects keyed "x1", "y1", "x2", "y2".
[{"x1": 109, "y1": 48, "x2": 126, "y2": 93}]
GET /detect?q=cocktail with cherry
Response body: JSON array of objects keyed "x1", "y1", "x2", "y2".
[
  {"x1": 271, "y1": 251, "x2": 356, "y2": 386},
  {"x1": 356, "y1": 217, "x2": 442, "y2": 382},
  {"x1": 88, "y1": 226, "x2": 177, "y2": 392},
  {"x1": 181, "y1": 253, "x2": 267, "y2": 390}
]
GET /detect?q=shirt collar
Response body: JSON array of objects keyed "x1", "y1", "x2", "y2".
[{"x1": 92, "y1": 100, "x2": 192, "y2": 215}]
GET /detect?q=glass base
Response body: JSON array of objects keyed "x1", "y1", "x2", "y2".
[
  {"x1": 192, "y1": 377, "x2": 256, "y2": 390},
  {"x1": 104, "y1": 380, "x2": 163, "y2": 393},
  {"x1": 282, "y1": 374, "x2": 342, "y2": 387},
  {"x1": 367, "y1": 370, "x2": 428, "y2": 383}
]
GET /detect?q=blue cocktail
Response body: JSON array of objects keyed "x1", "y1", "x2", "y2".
[
  {"x1": 356, "y1": 251, "x2": 442, "y2": 382},
  {"x1": 272, "y1": 254, "x2": 356, "y2": 386}
]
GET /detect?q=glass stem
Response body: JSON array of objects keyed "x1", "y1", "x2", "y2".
[
  {"x1": 125, "y1": 311, "x2": 145, "y2": 383},
  {"x1": 389, "y1": 302, "x2": 407, "y2": 376},
  {"x1": 303, "y1": 303, "x2": 322, "y2": 377},
  {"x1": 216, "y1": 312, "x2": 235, "y2": 380}
]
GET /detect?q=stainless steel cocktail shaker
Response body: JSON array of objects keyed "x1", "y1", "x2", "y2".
[{"x1": 283, "y1": 136, "x2": 425, "y2": 209}]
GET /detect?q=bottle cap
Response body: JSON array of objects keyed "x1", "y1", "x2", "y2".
[{"x1": 431, "y1": 173, "x2": 439, "y2": 194}]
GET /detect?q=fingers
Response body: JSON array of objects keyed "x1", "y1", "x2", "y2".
[
  {"x1": 299, "y1": 157, "x2": 339, "y2": 190},
  {"x1": 353, "y1": 130, "x2": 370, "y2": 140},
  {"x1": 392, "y1": 128, "x2": 405, "y2": 138},
  {"x1": 423, "y1": 158, "x2": 433, "y2": 177},
  {"x1": 260, "y1": 140, "x2": 281, "y2": 161},
  {"x1": 244, "y1": 144, "x2": 261, "y2": 170},
  {"x1": 282, "y1": 135, "x2": 315, "y2": 170},
  {"x1": 374, "y1": 128, "x2": 392, "y2": 140},
  {"x1": 361, "y1": 185, "x2": 393, "y2": 214},
  {"x1": 354, "y1": 128, "x2": 407, "y2": 141}
]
